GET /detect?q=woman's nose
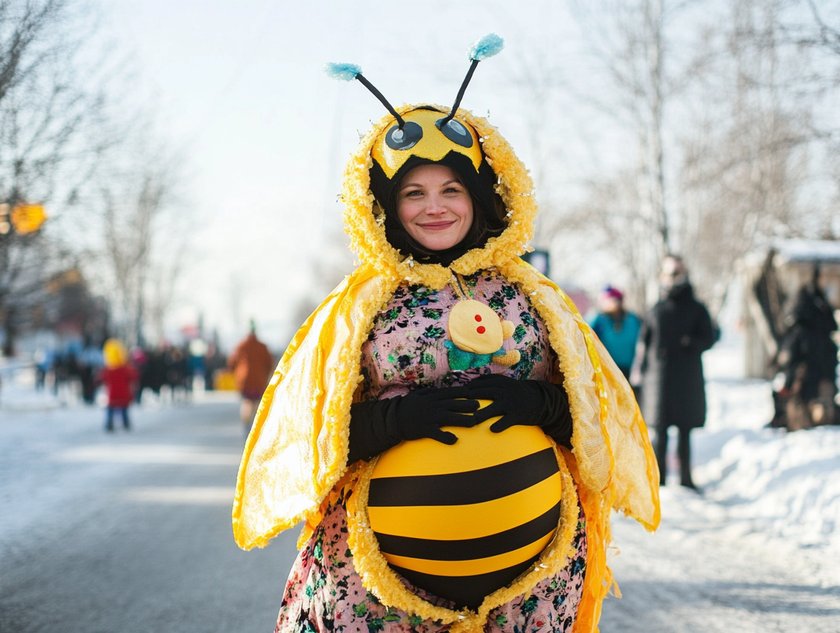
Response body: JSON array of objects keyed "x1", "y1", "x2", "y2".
[{"x1": 425, "y1": 195, "x2": 446, "y2": 214}]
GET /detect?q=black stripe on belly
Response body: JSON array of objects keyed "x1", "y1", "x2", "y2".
[
  {"x1": 369, "y1": 447, "x2": 558, "y2": 507},
  {"x1": 374, "y1": 501, "x2": 561, "y2": 560},
  {"x1": 392, "y1": 557, "x2": 540, "y2": 610}
]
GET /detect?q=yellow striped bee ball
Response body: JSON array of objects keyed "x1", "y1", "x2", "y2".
[{"x1": 368, "y1": 406, "x2": 562, "y2": 609}]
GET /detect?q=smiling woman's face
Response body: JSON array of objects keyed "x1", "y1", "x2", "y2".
[{"x1": 396, "y1": 164, "x2": 474, "y2": 252}]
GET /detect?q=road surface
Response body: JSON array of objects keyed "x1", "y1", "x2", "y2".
[{"x1": 1, "y1": 393, "x2": 837, "y2": 632}]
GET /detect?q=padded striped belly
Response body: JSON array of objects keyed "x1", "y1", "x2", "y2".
[{"x1": 368, "y1": 440, "x2": 562, "y2": 609}]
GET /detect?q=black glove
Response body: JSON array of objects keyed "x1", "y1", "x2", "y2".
[
  {"x1": 459, "y1": 373, "x2": 573, "y2": 447},
  {"x1": 348, "y1": 386, "x2": 489, "y2": 463}
]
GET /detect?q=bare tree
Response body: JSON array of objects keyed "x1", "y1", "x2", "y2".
[
  {"x1": 579, "y1": 0, "x2": 675, "y2": 251},
  {"x1": 552, "y1": 0, "x2": 696, "y2": 305},
  {"x1": 771, "y1": 0, "x2": 840, "y2": 238},
  {"x1": 675, "y1": 0, "x2": 833, "y2": 315},
  {"x1": 95, "y1": 139, "x2": 189, "y2": 347},
  {"x1": 551, "y1": 0, "x2": 838, "y2": 317},
  {"x1": 0, "y1": 0, "x2": 112, "y2": 354},
  {"x1": 776, "y1": 0, "x2": 840, "y2": 58}
]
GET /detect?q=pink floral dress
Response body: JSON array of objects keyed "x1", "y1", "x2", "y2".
[{"x1": 275, "y1": 272, "x2": 586, "y2": 632}]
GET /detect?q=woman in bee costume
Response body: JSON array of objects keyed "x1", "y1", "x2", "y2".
[{"x1": 233, "y1": 34, "x2": 660, "y2": 633}]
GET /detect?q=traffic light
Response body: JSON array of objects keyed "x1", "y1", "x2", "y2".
[
  {"x1": 12, "y1": 203, "x2": 47, "y2": 234},
  {"x1": 0, "y1": 202, "x2": 47, "y2": 235}
]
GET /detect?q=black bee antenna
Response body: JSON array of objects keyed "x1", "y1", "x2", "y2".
[
  {"x1": 439, "y1": 34, "x2": 504, "y2": 127},
  {"x1": 326, "y1": 62, "x2": 406, "y2": 129}
]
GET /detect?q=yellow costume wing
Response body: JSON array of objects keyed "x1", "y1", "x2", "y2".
[{"x1": 232, "y1": 264, "x2": 392, "y2": 549}]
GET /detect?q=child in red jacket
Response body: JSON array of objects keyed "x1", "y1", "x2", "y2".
[{"x1": 100, "y1": 339, "x2": 138, "y2": 432}]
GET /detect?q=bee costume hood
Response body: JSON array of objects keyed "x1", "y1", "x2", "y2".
[{"x1": 233, "y1": 34, "x2": 660, "y2": 633}]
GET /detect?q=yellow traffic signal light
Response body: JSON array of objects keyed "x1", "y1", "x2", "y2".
[{"x1": 10, "y1": 203, "x2": 47, "y2": 234}]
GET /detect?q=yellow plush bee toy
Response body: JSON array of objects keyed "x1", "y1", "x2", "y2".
[
  {"x1": 233, "y1": 34, "x2": 660, "y2": 633},
  {"x1": 446, "y1": 299, "x2": 521, "y2": 369}
]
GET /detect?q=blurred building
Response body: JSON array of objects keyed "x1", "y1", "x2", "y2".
[
  {"x1": 7, "y1": 267, "x2": 109, "y2": 358},
  {"x1": 741, "y1": 239, "x2": 840, "y2": 378}
]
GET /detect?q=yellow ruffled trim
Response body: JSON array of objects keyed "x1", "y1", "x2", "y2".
[
  {"x1": 346, "y1": 444, "x2": 580, "y2": 630},
  {"x1": 570, "y1": 459, "x2": 615, "y2": 633}
]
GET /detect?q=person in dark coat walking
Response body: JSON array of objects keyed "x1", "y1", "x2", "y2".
[
  {"x1": 774, "y1": 264, "x2": 838, "y2": 429},
  {"x1": 635, "y1": 255, "x2": 715, "y2": 490}
]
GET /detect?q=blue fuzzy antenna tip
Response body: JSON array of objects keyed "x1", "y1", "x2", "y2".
[
  {"x1": 470, "y1": 33, "x2": 504, "y2": 61},
  {"x1": 326, "y1": 62, "x2": 362, "y2": 81}
]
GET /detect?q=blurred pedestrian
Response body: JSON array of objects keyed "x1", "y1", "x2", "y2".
[
  {"x1": 202, "y1": 343, "x2": 225, "y2": 391},
  {"x1": 130, "y1": 346, "x2": 148, "y2": 404},
  {"x1": 34, "y1": 347, "x2": 53, "y2": 391},
  {"x1": 99, "y1": 339, "x2": 138, "y2": 432},
  {"x1": 164, "y1": 345, "x2": 190, "y2": 403},
  {"x1": 227, "y1": 321, "x2": 273, "y2": 435},
  {"x1": 774, "y1": 264, "x2": 838, "y2": 429},
  {"x1": 139, "y1": 345, "x2": 167, "y2": 403},
  {"x1": 78, "y1": 338, "x2": 103, "y2": 405},
  {"x1": 588, "y1": 285, "x2": 642, "y2": 379},
  {"x1": 635, "y1": 255, "x2": 715, "y2": 490}
]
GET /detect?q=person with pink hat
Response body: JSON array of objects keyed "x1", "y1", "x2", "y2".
[{"x1": 588, "y1": 285, "x2": 642, "y2": 379}]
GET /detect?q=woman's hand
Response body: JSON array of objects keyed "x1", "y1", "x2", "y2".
[
  {"x1": 394, "y1": 386, "x2": 486, "y2": 444},
  {"x1": 460, "y1": 373, "x2": 573, "y2": 445},
  {"x1": 348, "y1": 385, "x2": 489, "y2": 463}
]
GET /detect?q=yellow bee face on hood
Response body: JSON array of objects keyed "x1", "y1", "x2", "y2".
[{"x1": 371, "y1": 108, "x2": 483, "y2": 180}]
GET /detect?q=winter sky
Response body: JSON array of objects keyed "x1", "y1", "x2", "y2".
[{"x1": 96, "y1": 0, "x2": 619, "y2": 348}]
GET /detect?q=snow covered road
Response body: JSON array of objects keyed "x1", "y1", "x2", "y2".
[{"x1": 600, "y1": 488, "x2": 840, "y2": 632}]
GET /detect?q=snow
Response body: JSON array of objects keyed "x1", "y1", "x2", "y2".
[
  {"x1": 2, "y1": 318, "x2": 839, "y2": 586},
  {"x1": 669, "y1": 328, "x2": 840, "y2": 586}
]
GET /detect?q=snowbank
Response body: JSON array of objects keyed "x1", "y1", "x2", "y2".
[{"x1": 690, "y1": 328, "x2": 840, "y2": 573}]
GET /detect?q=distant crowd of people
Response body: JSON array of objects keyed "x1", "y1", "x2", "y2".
[
  {"x1": 33, "y1": 338, "x2": 229, "y2": 408},
  {"x1": 29, "y1": 325, "x2": 278, "y2": 436},
  {"x1": 129, "y1": 342, "x2": 227, "y2": 404}
]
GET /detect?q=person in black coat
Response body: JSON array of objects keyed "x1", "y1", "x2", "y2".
[
  {"x1": 635, "y1": 255, "x2": 716, "y2": 490},
  {"x1": 775, "y1": 264, "x2": 838, "y2": 429}
]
